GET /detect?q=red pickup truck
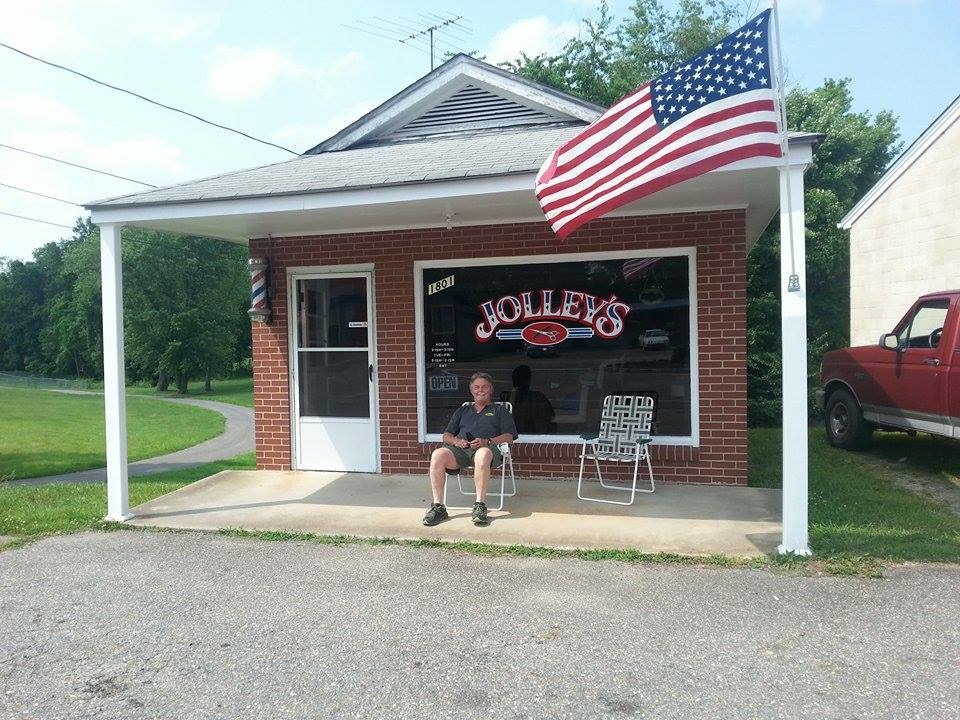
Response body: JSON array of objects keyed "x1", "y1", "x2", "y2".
[{"x1": 817, "y1": 290, "x2": 960, "y2": 449}]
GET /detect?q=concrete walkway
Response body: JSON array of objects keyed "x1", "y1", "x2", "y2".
[
  {"x1": 128, "y1": 469, "x2": 783, "y2": 557},
  {"x1": 9, "y1": 397, "x2": 253, "y2": 487}
]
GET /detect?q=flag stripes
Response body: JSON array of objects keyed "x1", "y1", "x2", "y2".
[{"x1": 536, "y1": 9, "x2": 781, "y2": 239}]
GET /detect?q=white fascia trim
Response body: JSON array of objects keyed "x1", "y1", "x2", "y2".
[
  {"x1": 413, "y1": 247, "x2": 700, "y2": 446},
  {"x1": 840, "y1": 96, "x2": 960, "y2": 229},
  {"x1": 257, "y1": 203, "x2": 748, "y2": 241},
  {"x1": 89, "y1": 174, "x2": 540, "y2": 228}
]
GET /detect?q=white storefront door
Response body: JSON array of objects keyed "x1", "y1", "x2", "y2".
[{"x1": 290, "y1": 271, "x2": 378, "y2": 472}]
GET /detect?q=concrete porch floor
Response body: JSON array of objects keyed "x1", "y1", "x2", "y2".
[{"x1": 128, "y1": 471, "x2": 784, "y2": 557}]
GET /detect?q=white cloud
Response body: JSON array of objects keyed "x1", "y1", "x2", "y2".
[
  {"x1": 486, "y1": 17, "x2": 579, "y2": 64},
  {"x1": 91, "y1": 135, "x2": 186, "y2": 179},
  {"x1": 0, "y1": 93, "x2": 77, "y2": 125},
  {"x1": 0, "y1": 0, "x2": 220, "y2": 53},
  {"x1": 208, "y1": 47, "x2": 301, "y2": 102},
  {"x1": 208, "y1": 46, "x2": 364, "y2": 103}
]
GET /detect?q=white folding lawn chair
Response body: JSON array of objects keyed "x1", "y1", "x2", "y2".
[
  {"x1": 442, "y1": 401, "x2": 517, "y2": 511},
  {"x1": 577, "y1": 395, "x2": 655, "y2": 506}
]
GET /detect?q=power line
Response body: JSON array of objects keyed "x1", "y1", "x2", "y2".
[
  {"x1": 0, "y1": 210, "x2": 73, "y2": 229},
  {"x1": 343, "y1": 22, "x2": 432, "y2": 56},
  {"x1": 0, "y1": 181, "x2": 80, "y2": 206},
  {"x1": 0, "y1": 40, "x2": 299, "y2": 156},
  {"x1": 0, "y1": 142, "x2": 157, "y2": 187}
]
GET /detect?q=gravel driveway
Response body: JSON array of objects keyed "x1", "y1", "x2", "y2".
[{"x1": 1, "y1": 531, "x2": 957, "y2": 720}]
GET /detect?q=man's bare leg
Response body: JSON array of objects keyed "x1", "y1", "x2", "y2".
[
  {"x1": 472, "y1": 447, "x2": 494, "y2": 503},
  {"x1": 429, "y1": 447, "x2": 459, "y2": 504}
]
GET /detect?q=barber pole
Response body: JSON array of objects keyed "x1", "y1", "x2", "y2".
[{"x1": 248, "y1": 257, "x2": 271, "y2": 323}]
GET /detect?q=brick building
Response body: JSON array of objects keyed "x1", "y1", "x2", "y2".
[{"x1": 88, "y1": 54, "x2": 819, "y2": 494}]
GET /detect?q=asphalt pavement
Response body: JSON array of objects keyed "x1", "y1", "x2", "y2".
[{"x1": 1, "y1": 531, "x2": 957, "y2": 720}]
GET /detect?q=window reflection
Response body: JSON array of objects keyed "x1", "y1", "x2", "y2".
[{"x1": 422, "y1": 256, "x2": 692, "y2": 437}]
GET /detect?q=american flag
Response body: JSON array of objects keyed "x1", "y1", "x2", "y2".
[{"x1": 536, "y1": 9, "x2": 782, "y2": 239}]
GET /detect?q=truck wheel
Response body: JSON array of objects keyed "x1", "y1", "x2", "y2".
[{"x1": 825, "y1": 388, "x2": 873, "y2": 450}]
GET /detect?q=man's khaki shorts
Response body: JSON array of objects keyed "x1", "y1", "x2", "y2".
[{"x1": 442, "y1": 442, "x2": 503, "y2": 470}]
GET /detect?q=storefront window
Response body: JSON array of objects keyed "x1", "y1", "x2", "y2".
[{"x1": 419, "y1": 252, "x2": 694, "y2": 440}]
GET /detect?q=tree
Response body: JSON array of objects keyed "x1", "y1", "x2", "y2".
[
  {"x1": 123, "y1": 230, "x2": 248, "y2": 393},
  {"x1": 747, "y1": 80, "x2": 900, "y2": 424},
  {"x1": 503, "y1": 0, "x2": 740, "y2": 106},
  {"x1": 40, "y1": 219, "x2": 104, "y2": 378}
]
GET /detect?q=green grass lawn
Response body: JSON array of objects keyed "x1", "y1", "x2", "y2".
[
  {"x1": 0, "y1": 387, "x2": 225, "y2": 480},
  {"x1": 124, "y1": 377, "x2": 253, "y2": 408},
  {"x1": 0, "y1": 453, "x2": 255, "y2": 538},
  {"x1": 750, "y1": 427, "x2": 960, "y2": 563}
]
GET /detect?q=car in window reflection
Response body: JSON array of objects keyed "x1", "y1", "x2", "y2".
[
  {"x1": 523, "y1": 341, "x2": 558, "y2": 358},
  {"x1": 640, "y1": 328, "x2": 671, "y2": 350}
]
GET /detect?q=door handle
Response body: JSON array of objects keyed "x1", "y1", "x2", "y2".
[
  {"x1": 369, "y1": 364, "x2": 374, "y2": 381},
  {"x1": 923, "y1": 357, "x2": 940, "y2": 366}
]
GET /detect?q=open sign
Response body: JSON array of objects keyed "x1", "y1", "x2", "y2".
[{"x1": 429, "y1": 375, "x2": 459, "y2": 391}]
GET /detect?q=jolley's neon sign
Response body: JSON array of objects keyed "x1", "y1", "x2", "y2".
[{"x1": 474, "y1": 289, "x2": 631, "y2": 346}]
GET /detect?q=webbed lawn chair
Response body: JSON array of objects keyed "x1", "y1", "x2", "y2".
[{"x1": 577, "y1": 395, "x2": 655, "y2": 506}]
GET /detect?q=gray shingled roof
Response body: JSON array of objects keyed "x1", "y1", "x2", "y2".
[{"x1": 86, "y1": 123, "x2": 585, "y2": 209}]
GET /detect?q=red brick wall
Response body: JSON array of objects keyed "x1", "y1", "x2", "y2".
[{"x1": 249, "y1": 211, "x2": 747, "y2": 485}]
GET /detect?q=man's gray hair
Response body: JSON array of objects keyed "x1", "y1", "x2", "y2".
[{"x1": 470, "y1": 371, "x2": 494, "y2": 387}]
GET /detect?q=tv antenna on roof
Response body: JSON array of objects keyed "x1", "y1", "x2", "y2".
[{"x1": 343, "y1": 13, "x2": 472, "y2": 70}]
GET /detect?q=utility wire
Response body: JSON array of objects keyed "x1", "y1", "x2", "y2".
[
  {"x1": 0, "y1": 181, "x2": 80, "y2": 206},
  {"x1": 342, "y1": 24, "x2": 432, "y2": 56},
  {"x1": 0, "y1": 210, "x2": 73, "y2": 229},
  {"x1": 0, "y1": 142, "x2": 157, "y2": 187},
  {"x1": 0, "y1": 40, "x2": 298, "y2": 156}
]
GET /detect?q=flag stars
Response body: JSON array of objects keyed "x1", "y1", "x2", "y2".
[
  {"x1": 698, "y1": 96, "x2": 707, "y2": 104},
  {"x1": 738, "y1": 81, "x2": 747, "y2": 89}
]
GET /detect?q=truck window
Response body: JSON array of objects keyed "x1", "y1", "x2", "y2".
[{"x1": 899, "y1": 299, "x2": 949, "y2": 349}]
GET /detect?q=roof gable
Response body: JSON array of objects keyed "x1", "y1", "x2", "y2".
[
  {"x1": 305, "y1": 54, "x2": 603, "y2": 154},
  {"x1": 840, "y1": 93, "x2": 960, "y2": 229}
]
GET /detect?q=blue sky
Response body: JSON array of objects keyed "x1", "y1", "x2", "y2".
[{"x1": 1, "y1": 0, "x2": 957, "y2": 261}]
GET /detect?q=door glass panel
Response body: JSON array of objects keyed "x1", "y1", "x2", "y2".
[
  {"x1": 298, "y1": 351, "x2": 370, "y2": 417},
  {"x1": 297, "y1": 277, "x2": 368, "y2": 348},
  {"x1": 901, "y1": 300, "x2": 949, "y2": 349}
]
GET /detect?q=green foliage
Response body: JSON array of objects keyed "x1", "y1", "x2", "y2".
[
  {"x1": 0, "y1": 219, "x2": 251, "y2": 390},
  {"x1": 747, "y1": 80, "x2": 901, "y2": 424},
  {"x1": 749, "y1": 428, "x2": 960, "y2": 562},
  {"x1": 0, "y1": 452, "x2": 255, "y2": 537},
  {"x1": 503, "y1": 0, "x2": 740, "y2": 106},
  {"x1": 0, "y1": 386, "x2": 224, "y2": 479}
]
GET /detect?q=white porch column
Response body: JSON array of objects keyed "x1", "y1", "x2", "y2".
[
  {"x1": 778, "y1": 154, "x2": 812, "y2": 555},
  {"x1": 99, "y1": 223, "x2": 133, "y2": 521}
]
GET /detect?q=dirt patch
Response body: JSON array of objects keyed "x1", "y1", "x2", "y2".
[{"x1": 858, "y1": 453, "x2": 960, "y2": 516}]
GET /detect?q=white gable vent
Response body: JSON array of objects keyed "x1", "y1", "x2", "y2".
[{"x1": 384, "y1": 84, "x2": 563, "y2": 140}]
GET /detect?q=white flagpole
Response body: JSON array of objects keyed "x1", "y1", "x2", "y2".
[{"x1": 770, "y1": 0, "x2": 811, "y2": 555}]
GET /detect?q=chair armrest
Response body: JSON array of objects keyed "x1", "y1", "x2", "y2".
[
  {"x1": 638, "y1": 438, "x2": 653, "y2": 444},
  {"x1": 579, "y1": 433, "x2": 599, "y2": 441},
  {"x1": 496, "y1": 442, "x2": 511, "y2": 455}
]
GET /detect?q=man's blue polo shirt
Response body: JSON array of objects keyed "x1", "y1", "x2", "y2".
[{"x1": 445, "y1": 403, "x2": 519, "y2": 441}]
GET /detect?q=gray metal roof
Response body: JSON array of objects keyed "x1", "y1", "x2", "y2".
[
  {"x1": 87, "y1": 123, "x2": 823, "y2": 211},
  {"x1": 86, "y1": 123, "x2": 585, "y2": 209}
]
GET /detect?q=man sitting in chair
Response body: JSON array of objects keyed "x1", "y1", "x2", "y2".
[{"x1": 422, "y1": 372, "x2": 518, "y2": 527}]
